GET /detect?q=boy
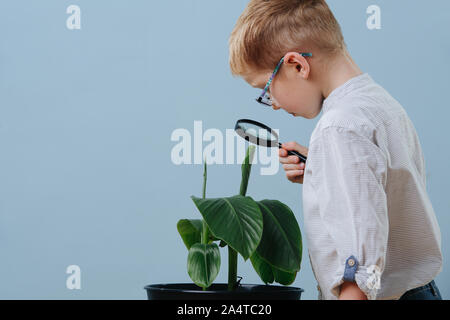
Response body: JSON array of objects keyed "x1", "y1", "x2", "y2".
[{"x1": 228, "y1": 0, "x2": 442, "y2": 300}]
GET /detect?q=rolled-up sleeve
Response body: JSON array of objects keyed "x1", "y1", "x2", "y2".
[{"x1": 310, "y1": 125, "x2": 388, "y2": 300}]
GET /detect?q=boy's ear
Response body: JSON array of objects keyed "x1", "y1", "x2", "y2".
[{"x1": 284, "y1": 52, "x2": 310, "y2": 79}]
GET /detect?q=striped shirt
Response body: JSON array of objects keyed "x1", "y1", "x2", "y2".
[{"x1": 302, "y1": 73, "x2": 442, "y2": 300}]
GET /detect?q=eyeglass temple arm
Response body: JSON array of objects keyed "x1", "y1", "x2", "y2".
[{"x1": 257, "y1": 52, "x2": 312, "y2": 100}]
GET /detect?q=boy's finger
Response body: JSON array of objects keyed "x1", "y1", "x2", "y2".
[
  {"x1": 281, "y1": 141, "x2": 299, "y2": 150},
  {"x1": 279, "y1": 155, "x2": 300, "y2": 164},
  {"x1": 279, "y1": 148, "x2": 288, "y2": 157},
  {"x1": 282, "y1": 142, "x2": 308, "y2": 155},
  {"x1": 283, "y1": 163, "x2": 304, "y2": 171},
  {"x1": 286, "y1": 170, "x2": 303, "y2": 179}
]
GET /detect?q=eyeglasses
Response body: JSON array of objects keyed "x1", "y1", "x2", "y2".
[{"x1": 256, "y1": 52, "x2": 312, "y2": 107}]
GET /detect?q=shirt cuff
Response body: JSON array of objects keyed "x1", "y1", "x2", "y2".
[
  {"x1": 332, "y1": 255, "x2": 382, "y2": 300},
  {"x1": 355, "y1": 264, "x2": 382, "y2": 300}
]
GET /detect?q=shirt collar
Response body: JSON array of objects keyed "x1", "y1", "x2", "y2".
[{"x1": 322, "y1": 73, "x2": 373, "y2": 114}]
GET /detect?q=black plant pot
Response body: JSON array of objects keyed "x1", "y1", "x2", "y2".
[{"x1": 144, "y1": 283, "x2": 304, "y2": 300}]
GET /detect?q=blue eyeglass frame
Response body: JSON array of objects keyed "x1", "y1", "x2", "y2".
[{"x1": 256, "y1": 52, "x2": 312, "y2": 107}]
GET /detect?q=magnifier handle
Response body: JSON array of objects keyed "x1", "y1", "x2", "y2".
[{"x1": 278, "y1": 143, "x2": 307, "y2": 163}]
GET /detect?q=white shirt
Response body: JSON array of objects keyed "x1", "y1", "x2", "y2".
[{"x1": 302, "y1": 73, "x2": 442, "y2": 300}]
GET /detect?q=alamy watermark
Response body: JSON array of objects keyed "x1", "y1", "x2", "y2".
[
  {"x1": 66, "y1": 265, "x2": 81, "y2": 290},
  {"x1": 367, "y1": 5, "x2": 381, "y2": 30},
  {"x1": 170, "y1": 121, "x2": 280, "y2": 176},
  {"x1": 66, "y1": 5, "x2": 81, "y2": 30}
]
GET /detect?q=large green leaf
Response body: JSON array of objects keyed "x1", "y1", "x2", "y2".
[
  {"x1": 255, "y1": 200, "x2": 302, "y2": 273},
  {"x1": 177, "y1": 219, "x2": 219, "y2": 250},
  {"x1": 187, "y1": 243, "x2": 221, "y2": 288},
  {"x1": 250, "y1": 250, "x2": 297, "y2": 285},
  {"x1": 273, "y1": 267, "x2": 297, "y2": 286},
  {"x1": 177, "y1": 219, "x2": 203, "y2": 250},
  {"x1": 250, "y1": 250, "x2": 274, "y2": 284},
  {"x1": 191, "y1": 195, "x2": 263, "y2": 260}
]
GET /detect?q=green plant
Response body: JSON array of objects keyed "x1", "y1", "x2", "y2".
[{"x1": 177, "y1": 146, "x2": 302, "y2": 291}]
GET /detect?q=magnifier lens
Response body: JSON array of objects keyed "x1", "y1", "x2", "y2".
[
  {"x1": 234, "y1": 119, "x2": 307, "y2": 163},
  {"x1": 235, "y1": 120, "x2": 278, "y2": 147}
]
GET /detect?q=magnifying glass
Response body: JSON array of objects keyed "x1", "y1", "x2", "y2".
[{"x1": 234, "y1": 119, "x2": 307, "y2": 163}]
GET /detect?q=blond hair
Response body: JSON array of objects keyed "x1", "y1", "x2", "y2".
[{"x1": 229, "y1": 0, "x2": 346, "y2": 76}]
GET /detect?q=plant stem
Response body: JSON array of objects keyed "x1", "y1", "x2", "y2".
[
  {"x1": 228, "y1": 247, "x2": 238, "y2": 291},
  {"x1": 228, "y1": 146, "x2": 256, "y2": 291},
  {"x1": 201, "y1": 160, "x2": 209, "y2": 244},
  {"x1": 202, "y1": 159, "x2": 207, "y2": 199},
  {"x1": 201, "y1": 159, "x2": 210, "y2": 291}
]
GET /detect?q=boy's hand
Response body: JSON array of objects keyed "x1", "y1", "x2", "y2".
[
  {"x1": 339, "y1": 282, "x2": 368, "y2": 300},
  {"x1": 279, "y1": 142, "x2": 309, "y2": 184}
]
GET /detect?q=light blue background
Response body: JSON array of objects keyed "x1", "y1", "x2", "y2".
[{"x1": 0, "y1": 0, "x2": 449, "y2": 299}]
